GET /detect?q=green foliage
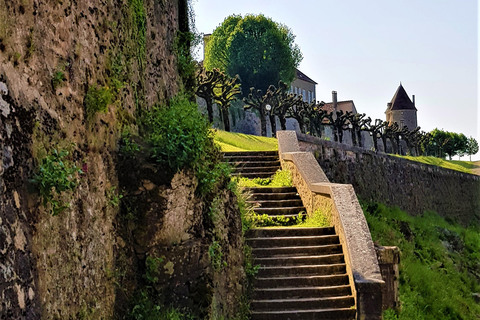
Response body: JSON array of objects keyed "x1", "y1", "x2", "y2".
[
  {"x1": 130, "y1": 291, "x2": 190, "y2": 320},
  {"x1": 31, "y1": 149, "x2": 82, "y2": 215},
  {"x1": 85, "y1": 85, "x2": 113, "y2": 120},
  {"x1": 174, "y1": 31, "x2": 198, "y2": 92},
  {"x1": 213, "y1": 130, "x2": 278, "y2": 152},
  {"x1": 236, "y1": 170, "x2": 292, "y2": 188},
  {"x1": 142, "y1": 94, "x2": 229, "y2": 195},
  {"x1": 297, "y1": 208, "x2": 330, "y2": 228},
  {"x1": 204, "y1": 14, "x2": 302, "y2": 95},
  {"x1": 119, "y1": 131, "x2": 141, "y2": 158},
  {"x1": 144, "y1": 256, "x2": 163, "y2": 285},
  {"x1": 424, "y1": 128, "x2": 470, "y2": 160},
  {"x1": 128, "y1": 0, "x2": 146, "y2": 69},
  {"x1": 51, "y1": 70, "x2": 66, "y2": 91},
  {"x1": 246, "y1": 213, "x2": 304, "y2": 227},
  {"x1": 208, "y1": 239, "x2": 226, "y2": 270},
  {"x1": 106, "y1": 186, "x2": 123, "y2": 207},
  {"x1": 465, "y1": 136, "x2": 479, "y2": 161},
  {"x1": 362, "y1": 201, "x2": 480, "y2": 319}
]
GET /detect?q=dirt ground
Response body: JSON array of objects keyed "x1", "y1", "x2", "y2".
[{"x1": 472, "y1": 161, "x2": 480, "y2": 175}]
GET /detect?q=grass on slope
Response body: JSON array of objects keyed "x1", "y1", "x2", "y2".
[
  {"x1": 397, "y1": 155, "x2": 476, "y2": 174},
  {"x1": 213, "y1": 130, "x2": 278, "y2": 152},
  {"x1": 362, "y1": 202, "x2": 480, "y2": 320}
]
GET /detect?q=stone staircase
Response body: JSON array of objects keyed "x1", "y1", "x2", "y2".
[
  {"x1": 224, "y1": 150, "x2": 356, "y2": 319},
  {"x1": 246, "y1": 227, "x2": 355, "y2": 320},
  {"x1": 223, "y1": 151, "x2": 280, "y2": 178},
  {"x1": 244, "y1": 187, "x2": 306, "y2": 222}
]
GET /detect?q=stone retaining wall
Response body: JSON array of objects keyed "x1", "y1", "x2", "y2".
[{"x1": 297, "y1": 133, "x2": 480, "y2": 225}]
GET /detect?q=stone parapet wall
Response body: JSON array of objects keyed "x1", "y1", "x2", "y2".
[
  {"x1": 297, "y1": 133, "x2": 480, "y2": 225},
  {"x1": 277, "y1": 131, "x2": 385, "y2": 320}
]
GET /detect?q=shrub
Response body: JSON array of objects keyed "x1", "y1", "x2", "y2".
[
  {"x1": 142, "y1": 94, "x2": 228, "y2": 195},
  {"x1": 236, "y1": 169, "x2": 292, "y2": 188},
  {"x1": 31, "y1": 149, "x2": 82, "y2": 215}
]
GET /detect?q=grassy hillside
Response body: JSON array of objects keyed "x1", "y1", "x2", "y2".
[
  {"x1": 362, "y1": 202, "x2": 480, "y2": 319},
  {"x1": 397, "y1": 155, "x2": 477, "y2": 175},
  {"x1": 213, "y1": 130, "x2": 277, "y2": 151}
]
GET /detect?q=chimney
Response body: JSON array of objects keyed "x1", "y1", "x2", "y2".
[
  {"x1": 412, "y1": 95, "x2": 415, "y2": 106},
  {"x1": 332, "y1": 91, "x2": 338, "y2": 113}
]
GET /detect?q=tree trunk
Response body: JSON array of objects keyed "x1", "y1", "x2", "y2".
[
  {"x1": 357, "y1": 130, "x2": 363, "y2": 148},
  {"x1": 221, "y1": 107, "x2": 230, "y2": 132},
  {"x1": 372, "y1": 135, "x2": 378, "y2": 151},
  {"x1": 269, "y1": 114, "x2": 276, "y2": 137},
  {"x1": 279, "y1": 115, "x2": 287, "y2": 131},
  {"x1": 206, "y1": 99, "x2": 214, "y2": 123},
  {"x1": 259, "y1": 109, "x2": 267, "y2": 136},
  {"x1": 351, "y1": 129, "x2": 357, "y2": 146}
]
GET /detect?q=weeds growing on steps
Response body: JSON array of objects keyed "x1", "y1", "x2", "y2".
[
  {"x1": 362, "y1": 201, "x2": 480, "y2": 320},
  {"x1": 235, "y1": 169, "x2": 292, "y2": 188}
]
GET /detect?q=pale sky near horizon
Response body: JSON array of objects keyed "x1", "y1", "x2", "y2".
[{"x1": 192, "y1": 0, "x2": 479, "y2": 160}]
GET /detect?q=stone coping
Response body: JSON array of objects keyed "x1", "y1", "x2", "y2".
[
  {"x1": 277, "y1": 130, "x2": 384, "y2": 319},
  {"x1": 297, "y1": 132, "x2": 480, "y2": 179}
]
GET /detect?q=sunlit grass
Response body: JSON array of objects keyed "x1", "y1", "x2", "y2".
[
  {"x1": 362, "y1": 201, "x2": 480, "y2": 320},
  {"x1": 396, "y1": 155, "x2": 475, "y2": 174},
  {"x1": 213, "y1": 129, "x2": 278, "y2": 151}
]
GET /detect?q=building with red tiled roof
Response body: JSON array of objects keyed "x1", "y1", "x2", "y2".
[{"x1": 385, "y1": 84, "x2": 418, "y2": 130}]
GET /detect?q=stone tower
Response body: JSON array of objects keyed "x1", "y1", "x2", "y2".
[{"x1": 385, "y1": 83, "x2": 418, "y2": 130}]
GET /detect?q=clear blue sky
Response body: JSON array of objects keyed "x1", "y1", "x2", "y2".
[{"x1": 192, "y1": 0, "x2": 479, "y2": 160}]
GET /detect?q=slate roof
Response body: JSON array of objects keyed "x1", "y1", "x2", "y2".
[
  {"x1": 387, "y1": 84, "x2": 417, "y2": 111},
  {"x1": 295, "y1": 69, "x2": 317, "y2": 84}
]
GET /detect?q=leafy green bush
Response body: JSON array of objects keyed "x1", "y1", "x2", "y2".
[
  {"x1": 85, "y1": 85, "x2": 113, "y2": 119},
  {"x1": 32, "y1": 149, "x2": 82, "y2": 215},
  {"x1": 142, "y1": 94, "x2": 228, "y2": 195},
  {"x1": 208, "y1": 239, "x2": 226, "y2": 270},
  {"x1": 51, "y1": 70, "x2": 66, "y2": 90}
]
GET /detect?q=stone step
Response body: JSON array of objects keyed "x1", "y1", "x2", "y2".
[
  {"x1": 256, "y1": 264, "x2": 346, "y2": 278},
  {"x1": 223, "y1": 151, "x2": 279, "y2": 157},
  {"x1": 231, "y1": 172, "x2": 276, "y2": 179},
  {"x1": 250, "y1": 307, "x2": 356, "y2": 320},
  {"x1": 253, "y1": 206, "x2": 306, "y2": 216},
  {"x1": 224, "y1": 155, "x2": 279, "y2": 162},
  {"x1": 254, "y1": 253, "x2": 345, "y2": 267},
  {"x1": 244, "y1": 187, "x2": 297, "y2": 193},
  {"x1": 248, "y1": 192, "x2": 300, "y2": 201},
  {"x1": 253, "y1": 284, "x2": 352, "y2": 300},
  {"x1": 247, "y1": 227, "x2": 335, "y2": 238},
  {"x1": 248, "y1": 199, "x2": 304, "y2": 208},
  {"x1": 254, "y1": 274, "x2": 350, "y2": 289},
  {"x1": 251, "y1": 295, "x2": 355, "y2": 311},
  {"x1": 230, "y1": 160, "x2": 280, "y2": 168},
  {"x1": 252, "y1": 244, "x2": 343, "y2": 258},
  {"x1": 232, "y1": 166, "x2": 280, "y2": 174},
  {"x1": 247, "y1": 235, "x2": 339, "y2": 248}
]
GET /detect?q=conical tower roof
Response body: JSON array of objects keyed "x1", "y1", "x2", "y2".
[{"x1": 386, "y1": 84, "x2": 417, "y2": 111}]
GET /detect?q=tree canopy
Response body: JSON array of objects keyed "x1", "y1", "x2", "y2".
[{"x1": 204, "y1": 14, "x2": 302, "y2": 95}]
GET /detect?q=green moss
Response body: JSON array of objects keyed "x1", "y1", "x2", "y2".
[{"x1": 85, "y1": 85, "x2": 113, "y2": 120}]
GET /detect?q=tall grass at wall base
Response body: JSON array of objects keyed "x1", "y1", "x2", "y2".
[{"x1": 361, "y1": 201, "x2": 480, "y2": 320}]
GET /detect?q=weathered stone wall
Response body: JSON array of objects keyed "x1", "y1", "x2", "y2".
[
  {"x1": 116, "y1": 154, "x2": 246, "y2": 319},
  {"x1": 0, "y1": 0, "x2": 185, "y2": 318},
  {"x1": 297, "y1": 133, "x2": 480, "y2": 225}
]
